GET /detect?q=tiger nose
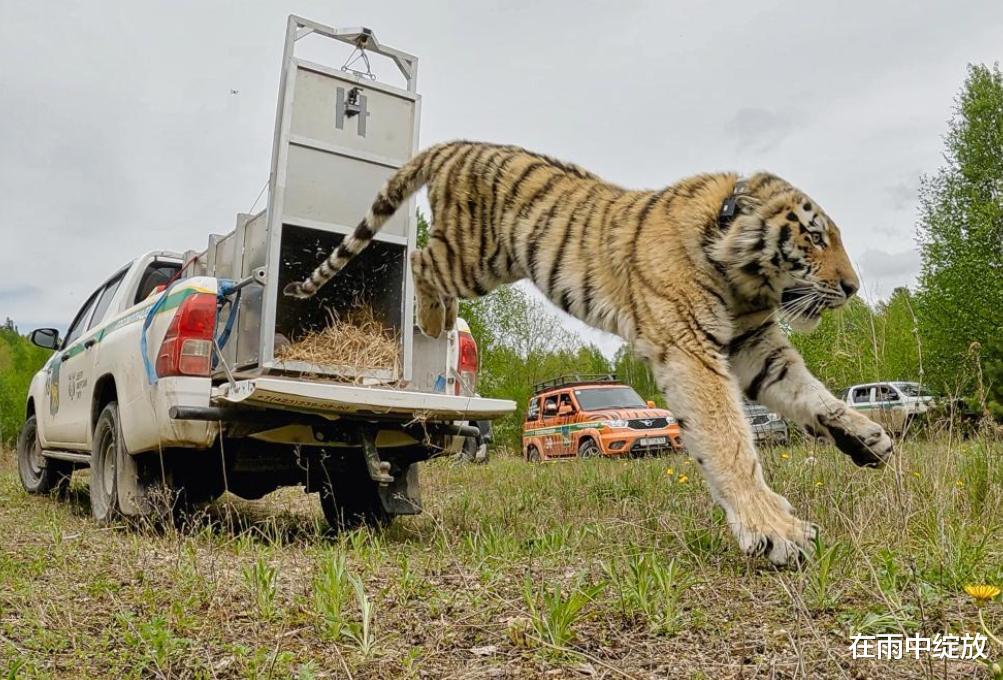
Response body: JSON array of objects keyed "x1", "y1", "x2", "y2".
[{"x1": 840, "y1": 279, "x2": 858, "y2": 299}]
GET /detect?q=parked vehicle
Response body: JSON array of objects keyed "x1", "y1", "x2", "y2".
[
  {"x1": 16, "y1": 16, "x2": 514, "y2": 531},
  {"x1": 840, "y1": 381, "x2": 936, "y2": 433},
  {"x1": 522, "y1": 374, "x2": 682, "y2": 461},
  {"x1": 743, "y1": 402, "x2": 788, "y2": 445}
]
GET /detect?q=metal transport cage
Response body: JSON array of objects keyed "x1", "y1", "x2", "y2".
[{"x1": 184, "y1": 16, "x2": 421, "y2": 384}]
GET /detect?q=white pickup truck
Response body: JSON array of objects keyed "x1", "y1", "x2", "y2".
[
  {"x1": 19, "y1": 251, "x2": 512, "y2": 528},
  {"x1": 16, "y1": 17, "x2": 516, "y2": 528},
  {"x1": 839, "y1": 381, "x2": 936, "y2": 434}
]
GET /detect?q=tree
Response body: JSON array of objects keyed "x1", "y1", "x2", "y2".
[
  {"x1": 416, "y1": 209, "x2": 430, "y2": 248},
  {"x1": 915, "y1": 64, "x2": 1003, "y2": 397},
  {"x1": 0, "y1": 323, "x2": 52, "y2": 445},
  {"x1": 612, "y1": 346, "x2": 665, "y2": 407}
]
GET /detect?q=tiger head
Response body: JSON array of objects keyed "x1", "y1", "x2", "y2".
[{"x1": 718, "y1": 173, "x2": 860, "y2": 332}]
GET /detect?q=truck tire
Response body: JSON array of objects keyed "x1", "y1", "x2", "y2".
[
  {"x1": 17, "y1": 415, "x2": 72, "y2": 495},
  {"x1": 317, "y1": 454, "x2": 390, "y2": 532},
  {"x1": 526, "y1": 445, "x2": 541, "y2": 463},
  {"x1": 91, "y1": 402, "x2": 124, "y2": 525},
  {"x1": 459, "y1": 435, "x2": 489, "y2": 464},
  {"x1": 165, "y1": 450, "x2": 225, "y2": 518}
]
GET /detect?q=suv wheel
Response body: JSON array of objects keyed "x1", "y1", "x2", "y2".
[
  {"x1": 578, "y1": 438, "x2": 601, "y2": 459},
  {"x1": 526, "y1": 445, "x2": 541, "y2": 463},
  {"x1": 17, "y1": 415, "x2": 72, "y2": 495},
  {"x1": 91, "y1": 403, "x2": 124, "y2": 524}
]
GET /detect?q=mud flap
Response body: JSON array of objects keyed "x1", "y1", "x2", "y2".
[{"x1": 116, "y1": 448, "x2": 154, "y2": 516}]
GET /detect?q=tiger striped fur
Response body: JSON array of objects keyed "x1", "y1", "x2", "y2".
[{"x1": 284, "y1": 141, "x2": 893, "y2": 565}]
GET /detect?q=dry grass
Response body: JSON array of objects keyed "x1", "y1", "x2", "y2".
[
  {"x1": 2, "y1": 433, "x2": 1002, "y2": 678},
  {"x1": 276, "y1": 306, "x2": 400, "y2": 376}
]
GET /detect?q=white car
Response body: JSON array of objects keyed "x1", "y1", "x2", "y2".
[
  {"x1": 840, "y1": 381, "x2": 936, "y2": 433},
  {"x1": 18, "y1": 252, "x2": 511, "y2": 529}
]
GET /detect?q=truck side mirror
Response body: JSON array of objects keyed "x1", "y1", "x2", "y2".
[
  {"x1": 646, "y1": 400, "x2": 656, "y2": 408},
  {"x1": 29, "y1": 328, "x2": 60, "y2": 350}
]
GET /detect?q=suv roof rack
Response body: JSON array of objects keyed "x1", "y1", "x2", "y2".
[{"x1": 532, "y1": 373, "x2": 619, "y2": 394}]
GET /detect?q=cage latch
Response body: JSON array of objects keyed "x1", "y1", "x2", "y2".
[{"x1": 344, "y1": 87, "x2": 363, "y2": 118}]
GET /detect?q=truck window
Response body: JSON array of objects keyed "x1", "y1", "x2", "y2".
[
  {"x1": 135, "y1": 262, "x2": 182, "y2": 303},
  {"x1": 542, "y1": 395, "x2": 559, "y2": 416},
  {"x1": 63, "y1": 291, "x2": 101, "y2": 347},
  {"x1": 851, "y1": 387, "x2": 871, "y2": 404},
  {"x1": 526, "y1": 397, "x2": 540, "y2": 422},
  {"x1": 573, "y1": 386, "x2": 646, "y2": 411},
  {"x1": 558, "y1": 393, "x2": 575, "y2": 413},
  {"x1": 876, "y1": 385, "x2": 899, "y2": 402},
  {"x1": 88, "y1": 271, "x2": 127, "y2": 330}
]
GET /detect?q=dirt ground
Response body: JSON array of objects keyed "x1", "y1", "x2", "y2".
[{"x1": 1, "y1": 434, "x2": 1001, "y2": 678}]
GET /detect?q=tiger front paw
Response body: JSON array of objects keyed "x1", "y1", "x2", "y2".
[
  {"x1": 816, "y1": 409, "x2": 893, "y2": 468},
  {"x1": 728, "y1": 491, "x2": 817, "y2": 567}
]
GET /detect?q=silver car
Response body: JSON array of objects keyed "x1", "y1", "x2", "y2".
[{"x1": 743, "y1": 402, "x2": 789, "y2": 445}]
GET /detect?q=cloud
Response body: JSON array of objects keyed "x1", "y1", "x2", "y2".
[
  {"x1": 854, "y1": 248, "x2": 923, "y2": 300},
  {"x1": 0, "y1": 285, "x2": 41, "y2": 303},
  {"x1": 884, "y1": 176, "x2": 922, "y2": 211},
  {"x1": 725, "y1": 108, "x2": 797, "y2": 153}
]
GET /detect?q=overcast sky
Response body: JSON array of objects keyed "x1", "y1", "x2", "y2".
[{"x1": 2, "y1": 1, "x2": 1001, "y2": 354}]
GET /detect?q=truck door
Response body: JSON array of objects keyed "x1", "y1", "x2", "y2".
[
  {"x1": 540, "y1": 394, "x2": 561, "y2": 458},
  {"x1": 556, "y1": 392, "x2": 578, "y2": 456},
  {"x1": 874, "y1": 384, "x2": 904, "y2": 432},
  {"x1": 849, "y1": 386, "x2": 873, "y2": 415},
  {"x1": 42, "y1": 290, "x2": 100, "y2": 447},
  {"x1": 51, "y1": 271, "x2": 127, "y2": 449},
  {"x1": 524, "y1": 396, "x2": 541, "y2": 458}
]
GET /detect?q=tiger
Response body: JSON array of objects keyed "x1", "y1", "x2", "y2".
[{"x1": 284, "y1": 140, "x2": 894, "y2": 565}]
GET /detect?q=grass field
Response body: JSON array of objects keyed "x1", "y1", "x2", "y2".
[{"x1": 2, "y1": 432, "x2": 1002, "y2": 678}]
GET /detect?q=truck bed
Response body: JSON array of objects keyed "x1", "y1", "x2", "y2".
[{"x1": 213, "y1": 376, "x2": 514, "y2": 420}]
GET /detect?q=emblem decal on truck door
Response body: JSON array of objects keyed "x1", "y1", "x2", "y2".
[{"x1": 46, "y1": 358, "x2": 61, "y2": 416}]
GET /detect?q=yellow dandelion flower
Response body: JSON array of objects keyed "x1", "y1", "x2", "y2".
[
  {"x1": 956, "y1": 480, "x2": 965, "y2": 488},
  {"x1": 964, "y1": 584, "x2": 1001, "y2": 602},
  {"x1": 665, "y1": 467, "x2": 674, "y2": 476},
  {"x1": 780, "y1": 452, "x2": 790, "y2": 460},
  {"x1": 677, "y1": 474, "x2": 689, "y2": 484},
  {"x1": 815, "y1": 481, "x2": 823, "y2": 487},
  {"x1": 912, "y1": 471, "x2": 920, "y2": 478}
]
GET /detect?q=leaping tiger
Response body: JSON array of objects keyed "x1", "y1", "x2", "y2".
[{"x1": 284, "y1": 141, "x2": 893, "y2": 565}]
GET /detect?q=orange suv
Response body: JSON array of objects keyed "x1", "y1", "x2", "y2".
[{"x1": 522, "y1": 374, "x2": 682, "y2": 461}]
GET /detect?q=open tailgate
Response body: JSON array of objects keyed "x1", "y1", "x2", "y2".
[{"x1": 213, "y1": 377, "x2": 515, "y2": 420}]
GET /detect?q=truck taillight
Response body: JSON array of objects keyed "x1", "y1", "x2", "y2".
[
  {"x1": 156, "y1": 292, "x2": 217, "y2": 377},
  {"x1": 456, "y1": 330, "x2": 478, "y2": 395}
]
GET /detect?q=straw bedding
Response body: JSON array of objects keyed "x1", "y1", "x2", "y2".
[{"x1": 275, "y1": 305, "x2": 400, "y2": 374}]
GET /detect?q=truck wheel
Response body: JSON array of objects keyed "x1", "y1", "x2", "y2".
[
  {"x1": 578, "y1": 438, "x2": 601, "y2": 459},
  {"x1": 17, "y1": 415, "x2": 72, "y2": 495},
  {"x1": 166, "y1": 450, "x2": 225, "y2": 519},
  {"x1": 526, "y1": 445, "x2": 541, "y2": 463},
  {"x1": 318, "y1": 455, "x2": 390, "y2": 532},
  {"x1": 90, "y1": 402, "x2": 124, "y2": 525}
]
